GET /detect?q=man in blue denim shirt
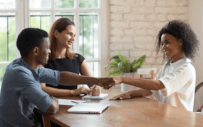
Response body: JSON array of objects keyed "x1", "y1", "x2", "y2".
[{"x1": 0, "y1": 28, "x2": 115, "y2": 127}]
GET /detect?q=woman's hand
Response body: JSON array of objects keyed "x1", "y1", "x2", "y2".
[
  {"x1": 88, "y1": 85, "x2": 100, "y2": 96},
  {"x1": 111, "y1": 76, "x2": 122, "y2": 85},
  {"x1": 197, "y1": 105, "x2": 203, "y2": 112},
  {"x1": 71, "y1": 87, "x2": 90, "y2": 96},
  {"x1": 110, "y1": 91, "x2": 132, "y2": 100}
]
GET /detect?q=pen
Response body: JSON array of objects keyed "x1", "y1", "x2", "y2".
[
  {"x1": 92, "y1": 85, "x2": 96, "y2": 90},
  {"x1": 71, "y1": 101, "x2": 78, "y2": 104}
]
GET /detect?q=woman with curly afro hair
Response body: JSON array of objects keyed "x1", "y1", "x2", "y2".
[{"x1": 110, "y1": 20, "x2": 199, "y2": 112}]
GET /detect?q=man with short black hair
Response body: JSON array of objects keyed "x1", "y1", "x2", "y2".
[{"x1": 0, "y1": 28, "x2": 115, "y2": 127}]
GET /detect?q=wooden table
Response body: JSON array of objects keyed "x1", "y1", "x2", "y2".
[{"x1": 38, "y1": 93, "x2": 203, "y2": 127}]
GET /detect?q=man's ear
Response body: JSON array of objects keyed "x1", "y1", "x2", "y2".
[
  {"x1": 33, "y1": 47, "x2": 40, "y2": 56},
  {"x1": 54, "y1": 30, "x2": 59, "y2": 38}
]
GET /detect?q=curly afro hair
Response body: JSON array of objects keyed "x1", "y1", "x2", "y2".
[{"x1": 156, "y1": 20, "x2": 199, "y2": 61}]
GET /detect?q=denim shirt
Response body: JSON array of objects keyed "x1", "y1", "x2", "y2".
[{"x1": 0, "y1": 58, "x2": 60, "y2": 127}]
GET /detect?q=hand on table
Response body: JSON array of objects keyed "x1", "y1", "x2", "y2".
[
  {"x1": 88, "y1": 85, "x2": 100, "y2": 96},
  {"x1": 50, "y1": 96, "x2": 58, "y2": 101},
  {"x1": 197, "y1": 105, "x2": 203, "y2": 112},
  {"x1": 72, "y1": 87, "x2": 90, "y2": 96},
  {"x1": 110, "y1": 91, "x2": 132, "y2": 100}
]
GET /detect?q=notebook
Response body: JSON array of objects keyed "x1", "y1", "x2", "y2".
[
  {"x1": 82, "y1": 93, "x2": 108, "y2": 100},
  {"x1": 67, "y1": 103, "x2": 109, "y2": 114}
]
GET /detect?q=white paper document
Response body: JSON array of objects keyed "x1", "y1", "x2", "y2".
[
  {"x1": 57, "y1": 99, "x2": 86, "y2": 106},
  {"x1": 82, "y1": 93, "x2": 108, "y2": 100}
]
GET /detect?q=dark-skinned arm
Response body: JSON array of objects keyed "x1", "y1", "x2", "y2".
[
  {"x1": 45, "y1": 96, "x2": 59, "y2": 115},
  {"x1": 39, "y1": 65, "x2": 90, "y2": 96},
  {"x1": 59, "y1": 71, "x2": 99, "y2": 85},
  {"x1": 130, "y1": 88, "x2": 153, "y2": 97},
  {"x1": 113, "y1": 77, "x2": 165, "y2": 90},
  {"x1": 59, "y1": 71, "x2": 115, "y2": 89},
  {"x1": 110, "y1": 88, "x2": 153, "y2": 100}
]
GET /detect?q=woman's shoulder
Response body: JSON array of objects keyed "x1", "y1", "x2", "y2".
[
  {"x1": 73, "y1": 53, "x2": 85, "y2": 59},
  {"x1": 178, "y1": 58, "x2": 194, "y2": 70},
  {"x1": 74, "y1": 53, "x2": 84, "y2": 57},
  {"x1": 72, "y1": 53, "x2": 85, "y2": 64}
]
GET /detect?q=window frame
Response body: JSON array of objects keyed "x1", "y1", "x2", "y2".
[
  {"x1": 0, "y1": 0, "x2": 109, "y2": 77},
  {"x1": 0, "y1": 0, "x2": 23, "y2": 66}
]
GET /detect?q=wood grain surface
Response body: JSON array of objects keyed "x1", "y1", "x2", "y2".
[{"x1": 38, "y1": 93, "x2": 203, "y2": 127}]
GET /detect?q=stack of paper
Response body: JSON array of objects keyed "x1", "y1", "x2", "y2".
[
  {"x1": 82, "y1": 93, "x2": 108, "y2": 100},
  {"x1": 57, "y1": 99, "x2": 86, "y2": 106}
]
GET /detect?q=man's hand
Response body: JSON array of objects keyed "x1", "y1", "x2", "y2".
[
  {"x1": 96, "y1": 77, "x2": 116, "y2": 90},
  {"x1": 98, "y1": 77, "x2": 122, "y2": 89},
  {"x1": 46, "y1": 96, "x2": 59, "y2": 115},
  {"x1": 88, "y1": 85, "x2": 100, "y2": 96},
  {"x1": 110, "y1": 91, "x2": 132, "y2": 100}
]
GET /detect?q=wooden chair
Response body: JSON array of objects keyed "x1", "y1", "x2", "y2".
[
  {"x1": 42, "y1": 116, "x2": 51, "y2": 127},
  {"x1": 137, "y1": 68, "x2": 157, "y2": 79},
  {"x1": 194, "y1": 82, "x2": 203, "y2": 112},
  {"x1": 137, "y1": 68, "x2": 157, "y2": 100}
]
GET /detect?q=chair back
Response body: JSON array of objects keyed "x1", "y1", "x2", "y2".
[{"x1": 194, "y1": 82, "x2": 203, "y2": 112}]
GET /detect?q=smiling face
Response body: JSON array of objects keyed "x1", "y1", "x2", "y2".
[
  {"x1": 55, "y1": 25, "x2": 76, "y2": 49},
  {"x1": 37, "y1": 37, "x2": 51, "y2": 65},
  {"x1": 161, "y1": 33, "x2": 184, "y2": 62}
]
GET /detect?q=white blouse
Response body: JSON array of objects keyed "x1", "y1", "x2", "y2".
[{"x1": 151, "y1": 58, "x2": 196, "y2": 111}]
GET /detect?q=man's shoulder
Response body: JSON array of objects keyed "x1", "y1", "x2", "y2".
[{"x1": 6, "y1": 61, "x2": 32, "y2": 77}]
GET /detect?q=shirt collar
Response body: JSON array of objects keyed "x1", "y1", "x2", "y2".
[
  {"x1": 19, "y1": 57, "x2": 39, "y2": 74},
  {"x1": 170, "y1": 57, "x2": 191, "y2": 68}
]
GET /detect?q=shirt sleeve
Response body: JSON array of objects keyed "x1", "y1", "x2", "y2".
[
  {"x1": 151, "y1": 65, "x2": 164, "y2": 98},
  {"x1": 38, "y1": 67, "x2": 60, "y2": 86},
  {"x1": 158, "y1": 64, "x2": 194, "y2": 97},
  {"x1": 77, "y1": 53, "x2": 85, "y2": 65},
  {"x1": 14, "y1": 70, "x2": 52, "y2": 113}
]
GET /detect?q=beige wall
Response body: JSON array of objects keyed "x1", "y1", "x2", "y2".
[
  {"x1": 189, "y1": 0, "x2": 203, "y2": 112},
  {"x1": 189, "y1": 0, "x2": 203, "y2": 86},
  {"x1": 108, "y1": 0, "x2": 189, "y2": 76}
]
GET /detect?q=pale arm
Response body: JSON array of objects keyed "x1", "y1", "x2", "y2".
[
  {"x1": 41, "y1": 83, "x2": 79, "y2": 96},
  {"x1": 80, "y1": 60, "x2": 93, "y2": 85},
  {"x1": 39, "y1": 65, "x2": 90, "y2": 97},
  {"x1": 80, "y1": 60, "x2": 100, "y2": 95},
  {"x1": 80, "y1": 60, "x2": 93, "y2": 77}
]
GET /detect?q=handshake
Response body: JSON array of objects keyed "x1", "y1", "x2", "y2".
[
  {"x1": 87, "y1": 77, "x2": 120, "y2": 90},
  {"x1": 74, "y1": 77, "x2": 119, "y2": 96}
]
